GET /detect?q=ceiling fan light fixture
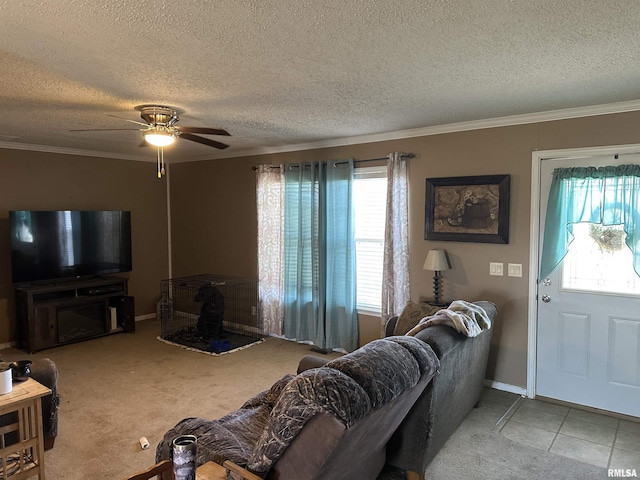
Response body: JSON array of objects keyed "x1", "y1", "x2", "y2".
[{"x1": 144, "y1": 130, "x2": 175, "y2": 147}]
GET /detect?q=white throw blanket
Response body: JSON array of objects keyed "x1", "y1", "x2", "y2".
[{"x1": 406, "y1": 300, "x2": 491, "y2": 338}]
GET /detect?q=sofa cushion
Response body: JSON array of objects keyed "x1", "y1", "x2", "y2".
[
  {"x1": 385, "y1": 335, "x2": 440, "y2": 377},
  {"x1": 326, "y1": 338, "x2": 427, "y2": 409},
  {"x1": 394, "y1": 301, "x2": 442, "y2": 335},
  {"x1": 413, "y1": 324, "x2": 466, "y2": 359},
  {"x1": 247, "y1": 367, "x2": 371, "y2": 476},
  {"x1": 248, "y1": 337, "x2": 438, "y2": 477},
  {"x1": 296, "y1": 354, "x2": 330, "y2": 374}
]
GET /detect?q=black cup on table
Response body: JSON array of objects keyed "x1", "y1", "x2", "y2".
[{"x1": 10, "y1": 360, "x2": 32, "y2": 382}]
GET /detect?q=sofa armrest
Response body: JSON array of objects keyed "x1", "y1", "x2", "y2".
[
  {"x1": 386, "y1": 300, "x2": 497, "y2": 475},
  {"x1": 473, "y1": 300, "x2": 497, "y2": 321},
  {"x1": 384, "y1": 316, "x2": 398, "y2": 337},
  {"x1": 296, "y1": 355, "x2": 330, "y2": 374},
  {"x1": 30, "y1": 358, "x2": 59, "y2": 447}
]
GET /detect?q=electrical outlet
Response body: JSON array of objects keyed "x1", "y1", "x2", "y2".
[
  {"x1": 508, "y1": 263, "x2": 523, "y2": 277},
  {"x1": 489, "y1": 262, "x2": 503, "y2": 276}
]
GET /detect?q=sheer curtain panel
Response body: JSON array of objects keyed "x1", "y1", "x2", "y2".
[
  {"x1": 256, "y1": 165, "x2": 285, "y2": 336},
  {"x1": 381, "y1": 152, "x2": 410, "y2": 333}
]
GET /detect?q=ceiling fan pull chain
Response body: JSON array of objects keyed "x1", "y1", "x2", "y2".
[
  {"x1": 161, "y1": 147, "x2": 166, "y2": 176},
  {"x1": 157, "y1": 148, "x2": 162, "y2": 178}
]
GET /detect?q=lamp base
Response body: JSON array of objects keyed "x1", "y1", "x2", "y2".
[
  {"x1": 425, "y1": 301, "x2": 447, "y2": 307},
  {"x1": 432, "y1": 271, "x2": 445, "y2": 306}
]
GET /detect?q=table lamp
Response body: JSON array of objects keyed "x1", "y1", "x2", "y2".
[{"x1": 423, "y1": 249, "x2": 451, "y2": 306}]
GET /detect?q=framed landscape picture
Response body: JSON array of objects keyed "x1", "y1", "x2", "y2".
[{"x1": 424, "y1": 174, "x2": 510, "y2": 244}]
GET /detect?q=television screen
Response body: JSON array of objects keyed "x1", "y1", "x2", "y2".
[{"x1": 9, "y1": 210, "x2": 132, "y2": 284}]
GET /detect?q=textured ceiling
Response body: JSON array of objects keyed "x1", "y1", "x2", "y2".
[{"x1": 2, "y1": 0, "x2": 640, "y2": 162}]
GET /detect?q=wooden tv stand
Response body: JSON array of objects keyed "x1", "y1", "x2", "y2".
[{"x1": 14, "y1": 276, "x2": 135, "y2": 353}]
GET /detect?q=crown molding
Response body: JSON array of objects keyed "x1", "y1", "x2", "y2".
[
  {"x1": 0, "y1": 141, "x2": 149, "y2": 161},
  {"x1": 2, "y1": 99, "x2": 640, "y2": 162},
  {"x1": 191, "y1": 98, "x2": 640, "y2": 161}
]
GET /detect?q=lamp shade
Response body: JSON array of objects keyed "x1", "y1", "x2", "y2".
[{"x1": 423, "y1": 249, "x2": 450, "y2": 271}]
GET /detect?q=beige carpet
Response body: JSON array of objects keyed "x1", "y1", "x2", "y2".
[{"x1": 0, "y1": 320, "x2": 339, "y2": 479}]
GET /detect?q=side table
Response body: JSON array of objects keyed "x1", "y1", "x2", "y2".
[
  {"x1": 0, "y1": 378, "x2": 51, "y2": 479},
  {"x1": 196, "y1": 461, "x2": 262, "y2": 480},
  {"x1": 423, "y1": 301, "x2": 449, "y2": 308},
  {"x1": 196, "y1": 461, "x2": 227, "y2": 480}
]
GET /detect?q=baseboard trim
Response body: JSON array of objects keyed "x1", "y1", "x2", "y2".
[
  {"x1": 0, "y1": 341, "x2": 17, "y2": 350},
  {"x1": 485, "y1": 379, "x2": 528, "y2": 396},
  {"x1": 135, "y1": 314, "x2": 156, "y2": 322}
]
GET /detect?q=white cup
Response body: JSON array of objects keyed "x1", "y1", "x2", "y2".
[{"x1": 0, "y1": 368, "x2": 12, "y2": 395}]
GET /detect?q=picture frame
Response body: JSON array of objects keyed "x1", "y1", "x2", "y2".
[{"x1": 424, "y1": 174, "x2": 510, "y2": 244}]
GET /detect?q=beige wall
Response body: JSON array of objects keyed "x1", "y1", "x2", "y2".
[
  {"x1": 3, "y1": 110, "x2": 639, "y2": 383},
  {"x1": 0, "y1": 149, "x2": 169, "y2": 344},
  {"x1": 170, "y1": 110, "x2": 640, "y2": 389},
  {"x1": 169, "y1": 156, "x2": 259, "y2": 279}
]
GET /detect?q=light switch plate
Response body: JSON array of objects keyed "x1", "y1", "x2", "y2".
[
  {"x1": 489, "y1": 262, "x2": 503, "y2": 276},
  {"x1": 508, "y1": 263, "x2": 523, "y2": 277}
]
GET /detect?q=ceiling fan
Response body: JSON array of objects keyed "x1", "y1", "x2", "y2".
[{"x1": 72, "y1": 104, "x2": 231, "y2": 178}]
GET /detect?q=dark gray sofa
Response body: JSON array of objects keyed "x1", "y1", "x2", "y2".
[
  {"x1": 157, "y1": 336, "x2": 439, "y2": 480},
  {"x1": 384, "y1": 300, "x2": 497, "y2": 478}
]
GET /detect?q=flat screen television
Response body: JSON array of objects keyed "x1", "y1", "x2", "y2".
[{"x1": 9, "y1": 210, "x2": 132, "y2": 285}]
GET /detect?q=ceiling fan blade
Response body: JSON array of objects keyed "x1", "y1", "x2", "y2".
[
  {"x1": 175, "y1": 126, "x2": 231, "y2": 136},
  {"x1": 106, "y1": 114, "x2": 149, "y2": 127},
  {"x1": 179, "y1": 132, "x2": 229, "y2": 149}
]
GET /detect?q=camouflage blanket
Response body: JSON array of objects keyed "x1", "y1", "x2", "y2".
[{"x1": 157, "y1": 336, "x2": 438, "y2": 478}]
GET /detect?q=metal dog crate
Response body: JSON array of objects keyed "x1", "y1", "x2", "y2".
[{"x1": 159, "y1": 274, "x2": 262, "y2": 353}]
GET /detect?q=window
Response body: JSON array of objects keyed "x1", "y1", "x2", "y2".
[
  {"x1": 562, "y1": 222, "x2": 640, "y2": 296},
  {"x1": 354, "y1": 166, "x2": 387, "y2": 312}
]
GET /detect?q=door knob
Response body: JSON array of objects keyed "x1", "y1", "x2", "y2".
[{"x1": 541, "y1": 295, "x2": 551, "y2": 303}]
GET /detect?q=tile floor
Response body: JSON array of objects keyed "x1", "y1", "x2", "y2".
[{"x1": 499, "y1": 397, "x2": 640, "y2": 470}]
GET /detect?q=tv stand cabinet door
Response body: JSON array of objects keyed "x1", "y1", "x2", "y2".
[
  {"x1": 31, "y1": 306, "x2": 57, "y2": 352},
  {"x1": 115, "y1": 296, "x2": 135, "y2": 333}
]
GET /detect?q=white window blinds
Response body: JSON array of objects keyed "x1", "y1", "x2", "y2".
[{"x1": 354, "y1": 166, "x2": 387, "y2": 312}]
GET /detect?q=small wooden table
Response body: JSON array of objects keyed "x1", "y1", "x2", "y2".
[
  {"x1": 196, "y1": 461, "x2": 261, "y2": 480},
  {"x1": 0, "y1": 378, "x2": 51, "y2": 479},
  {"x1": 196, "y1": 461, "x2": 227, "y2": 480}
]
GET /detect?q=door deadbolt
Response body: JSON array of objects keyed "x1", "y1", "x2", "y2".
[{"x1": 542, "y1": 278, "x2": 552, "y2": 286}]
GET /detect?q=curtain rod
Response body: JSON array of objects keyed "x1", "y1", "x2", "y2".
[{"x1": 252, "y1": 152, "x2": 415, "y2": 170}]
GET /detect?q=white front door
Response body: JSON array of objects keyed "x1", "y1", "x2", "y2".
[{"x1": 536, "y1": 154, "x2": 640, "y2": 417}]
